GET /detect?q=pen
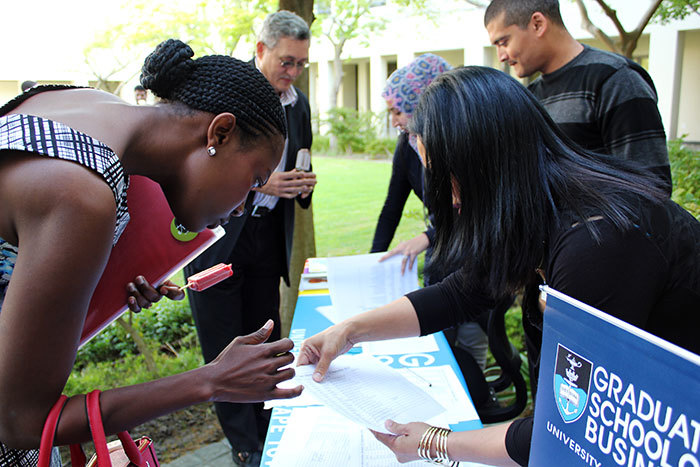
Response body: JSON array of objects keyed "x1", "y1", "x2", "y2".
[{"x1": 406, "y1": 367, "x2": 432, "y2": 387}]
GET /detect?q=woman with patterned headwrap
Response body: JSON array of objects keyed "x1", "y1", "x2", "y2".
[
  {"x1": 370, "y1": 53, "x2": 451, "y2": 270},
  {"x1": 370, "y1": 54, "x2": 493, "y2": 410}
]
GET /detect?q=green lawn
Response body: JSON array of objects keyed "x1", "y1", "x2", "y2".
[{"x1": 312, "y1": 155, "x2": 427, "y2": 257}]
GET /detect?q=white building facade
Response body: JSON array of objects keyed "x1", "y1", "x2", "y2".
[
  {"x1": 1, "y1": 1, "x2": 698, "y2": 142},
  {"x1": 307, "y1": 0, "x2": 700, "y2": 142}
]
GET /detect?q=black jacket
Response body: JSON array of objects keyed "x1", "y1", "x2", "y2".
[{"x1": 370, "y1": 132, "x2": 433, "y2": 253}]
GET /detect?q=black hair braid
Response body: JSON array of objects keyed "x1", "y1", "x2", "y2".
[
  {"x1": 140, "y1": 39, "x2": 287, "y2": 143},
  {"x1": 178, "y1": 56, "x2": 286, "y2": 140},
  {"x1": 140, "y1": 39, "x2": 195, "y2": 100}
]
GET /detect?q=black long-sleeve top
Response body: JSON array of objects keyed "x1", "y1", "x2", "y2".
[
  {"x1": 371, "y1": 133, "x2": 435, "y2": 252},
  {"x1": 406, "y1": 198, "x2": 700, "y2": 465}
]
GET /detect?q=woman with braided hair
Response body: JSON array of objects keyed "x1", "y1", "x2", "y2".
[{"x1": 0, "y1": 39, "x2": 302, "y2": 465}]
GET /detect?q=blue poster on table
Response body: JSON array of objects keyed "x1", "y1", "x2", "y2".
[{"x1": 530, "y1": 287, "x2": 700, "y2": 467}]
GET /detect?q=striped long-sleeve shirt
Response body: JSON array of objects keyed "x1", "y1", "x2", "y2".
[{"x1": 528, "y1": 44, "x2": 671, "y2": 191}]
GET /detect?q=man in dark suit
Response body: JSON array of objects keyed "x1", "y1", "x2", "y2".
[{"x1": 183, "y1": 10, "x2": 315, "y2": 466}]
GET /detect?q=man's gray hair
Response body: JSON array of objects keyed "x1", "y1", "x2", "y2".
[{"x1": 258, "y1": 10, "x2": 311, "y2": 48}]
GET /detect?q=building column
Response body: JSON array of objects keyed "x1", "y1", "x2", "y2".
[
  {"x1": 370, "y1": 54, "x2": 390, "y2": 136},
  {"x1": 357, "y1": 61, "x2": 370, "y2": 112},
  {"x1": 397, "y1": 50, "x2": 414, "y2": 68},
  {"x1": 316, "y1": 58, "x2": 333, "y2": 134},
  {"x1": 370, "y1": 54, "x2": 387, "y2": 115},
  {"x1": 648, "y1": 27, "x2": 684, "y2": 140},
  {"x1": 461, "y1": 12, "x2": 490, "y2": 67},
  {"x1": 308, "y1": 63, "x2": 318, "y2": 116},
  {"x1": 463, "y1": 44, "x2": 488, "y2": 66}
]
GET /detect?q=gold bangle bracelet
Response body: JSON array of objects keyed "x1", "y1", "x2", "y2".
[
  {"x1": 437, "y1": 428, "x2": 449, "y2": 462},
  {"x1": 418, "y1": 425, "x2": 439, "y2": 461},
  {"x1": 432, "y1": 426, "x2": 460, "y2": 466},
  {"x1": 417, "y1": 426, "x2": 435, "y2": 460},
  {"x1": 424, "y1": 426, "x2": 440, "y2": 461},
  {"x1": 417, "y1": 425, "x2": 460, "y2": 466}
]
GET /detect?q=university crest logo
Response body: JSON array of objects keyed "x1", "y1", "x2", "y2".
[{"x1": 554, "y1": 344, "x2": 592, "y2": 423}]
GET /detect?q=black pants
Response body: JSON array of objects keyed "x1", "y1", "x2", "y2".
[{"x1": 185, "y1": 206, "x2": 285, "y2": 452}]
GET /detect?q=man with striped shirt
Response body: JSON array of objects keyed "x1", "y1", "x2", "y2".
[{"x1": 485, "y1": 0, "x2": 671, "y2": 192}]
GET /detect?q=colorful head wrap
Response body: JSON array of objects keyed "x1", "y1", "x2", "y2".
[{"x1": 382, "y1": 53, "x2": 452, "y2": 117}]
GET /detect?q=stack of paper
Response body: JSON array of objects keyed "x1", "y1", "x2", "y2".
[
  {"x1": 323, "y1": 253, "x2": 419, "y2": 322},
  {"x1": 293, "y1": 354, "x2": 445, "y2": 432},
  {"x1": 269, "y1": 406, "x2": 440, "y2": 467}
]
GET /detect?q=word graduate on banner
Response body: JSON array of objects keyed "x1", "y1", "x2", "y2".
[{"x1": 530, "y1": 287, "x2": 700, "y2": 467}]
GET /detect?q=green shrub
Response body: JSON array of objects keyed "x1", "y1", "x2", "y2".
[
  {"x1": 363, "y1": 137, "x2": 397, "y2": 158},
  {"x1": 327, "y1": 107, "x2": 372, "y2": 153},
  {"x1": 311, "y1": 134, "x2": 330, "y2": 154},
  {"x1": 75, "y1": 298, "x2": 196, "y2": 369},
  {"x1": 504, "y1": 303, "x2": 525, "y2": 352},
  {"x1": 669, "y1": 137, "x2": 700, "y2": 219},
  {"x1": 138, "y1": 298, "x2": 197, "y2": 344},
  {"x1": 65, "y1": 347, "x2": 203, "y2": 396},
  {"x1": 317, "y1": 107, "x2": 394, "y2": 156},
  {"x1": 75, "y1": 318, "x2": 136, "y2": 368}
]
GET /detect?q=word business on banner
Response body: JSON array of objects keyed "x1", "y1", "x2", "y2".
[{"x1": 530, "y1": 287, "x2": 700, "y2": 467}]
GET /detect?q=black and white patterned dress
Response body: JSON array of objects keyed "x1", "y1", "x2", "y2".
[
  {"x1": 0, "y1": 94, "x2": 130, "y2": 465},
  {"x1": 0, "y1": 113, "x2": 130, "y2": 307}
]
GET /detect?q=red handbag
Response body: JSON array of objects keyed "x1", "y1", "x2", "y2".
[{"x1": 38, "y1": 390, "x2": 159, "y2": 467}]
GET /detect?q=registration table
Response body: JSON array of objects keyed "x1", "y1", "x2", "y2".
[{"x1": 260, "y1": 287, "x2": 487, "y2": 467}]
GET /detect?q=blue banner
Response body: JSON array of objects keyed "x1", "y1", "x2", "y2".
[{"x1": 530, "y1": 287, "x2": 700, "y2": 467}]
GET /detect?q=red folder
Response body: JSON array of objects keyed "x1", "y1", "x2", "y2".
[{"x1": 81, "y1": 175, "x2": 224, "y2": 345}]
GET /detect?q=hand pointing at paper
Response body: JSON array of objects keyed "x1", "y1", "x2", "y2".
[
  {"x1": 296, "y1": 319, "x2": 355, "y2": 382},
  {"x1": 297, "y1": 296, "x2": 520, "y2": 466},
  {"x1": 297, "y1": 296, "x2": 421, "y2": 381}
]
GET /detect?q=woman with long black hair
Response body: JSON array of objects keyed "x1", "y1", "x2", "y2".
[{"x1": 299, "y1": 66, "x2": 700, "y2": 466}]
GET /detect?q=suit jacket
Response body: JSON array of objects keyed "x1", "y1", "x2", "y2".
[
  {"x1": 187, "y1": 86, "x2": 313, "y2": 286},
  {"x1": 279, "y1": 88, "x2": 313, "y2": 283}
]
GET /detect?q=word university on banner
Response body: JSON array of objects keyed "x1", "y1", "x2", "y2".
[{"x1": 530, "y1": 287, "x2": 700, "y2": 467}]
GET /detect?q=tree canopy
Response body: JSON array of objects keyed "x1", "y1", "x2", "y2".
[
  {"x1": 654, "y1": 0, "x2": 700, "y2": 23},
  {"x1": 84, "y1": 0, "x2": 274, "y2": 92}
]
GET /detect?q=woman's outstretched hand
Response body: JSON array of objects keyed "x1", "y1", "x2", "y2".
[
  {"x1": 297, "y1": 323, "x2": 355, "y2": 382},
  {"x1": 371, "y1": 420, "x2": 429, "y2": 463},
  {"x1": 379, "y1": 233, "x2": 430, "y2": 274},
  {"x1": 126, "y1": 276, "x2": 185, "y2": 312},
  {"x1": 206, "y1": 319, "x2": 303, "y2": 403}
]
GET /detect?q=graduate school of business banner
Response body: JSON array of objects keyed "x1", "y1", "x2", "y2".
[{"x1": 530, "y1": 287, "x2": 700, "y2": 467}]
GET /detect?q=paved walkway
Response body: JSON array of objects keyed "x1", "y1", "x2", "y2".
[{"x1": 162, "y1": 439, "x2": 236, "y2": 467}]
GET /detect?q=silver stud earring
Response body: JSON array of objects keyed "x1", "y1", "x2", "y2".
[{"x1": 207, "y1": 146, "x2": 216, "y2": 156}]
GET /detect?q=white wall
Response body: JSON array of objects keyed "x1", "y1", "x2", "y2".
[
  {"x1": 0, "y1": 81, "x2": 20, "y2": 105},
  {"x1": 2, "y1": 0, "x2": 697, "y2": 141},
  {"x1": 676, "y1": 29, "x2": 700, "y2": 141},
  {"x1": 309, "y1": 0, "x2": 700, "y2": 141}
]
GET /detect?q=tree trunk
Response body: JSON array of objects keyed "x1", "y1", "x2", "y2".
[
  {"x1": 277, "y1": 0, "x2": 317, "y2": 338},
  {"x1": 278, "y1": 0, "x2": 315, "y2": 96},
  {"x1": 575, "y1": 0, "x2": 663, "y2": 58},
  {"x1": 279, "y1": 202, "x2": 317, "y2": 337},
  {"x1": 278, "y1": 0, "x2": 315, "y2": 26},
  {"x1": 116, "y1": 315, "x2": 158, "y2": 377},
  {"x1": 331, "y1": 44, "x2": 344, "y2": 108},
  {"x1": 328, "y1": 41, "x2": 345, "y2": 154}
]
